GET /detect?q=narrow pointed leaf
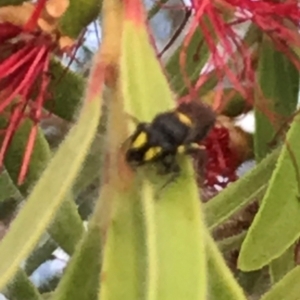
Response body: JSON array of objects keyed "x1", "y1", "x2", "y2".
[
  {"x1": 121, "y1": 16, "x2": 174, "y2": 118},
  {"x1": 260, "y1": 266, "x2": 300, "y2": 300},
  {"x1": 206, "y1": 232, "x2": 247, "y2": 300},
  {"x1": 239, "y1": 115, "x2": 300, "y2": 271},
  {"x1": 205, "y1": 148, "x2": 279, "y2": 229},
  {"x1": 48, "y1": 193, "x2": 84, "y2": 254},
  {"x1": 99, "y1": 182, "x2": 147, "y2": 300},
  {"x1": 254, "y1": 36, "x2": 299, "y2": 162},
  {"x1": 25, "y1": 238, "x2": 57, "y2": 276},
  {"x1": 166, "y1": 28, "x2": 209, "y2": 96},
  {"x1": 73, "y1": 127, "x2": 107, "y2": 195},
  {"x1": 153, "y1": 160, "x2": 207, "y2": 300},
  {"x1": 46, "y1": 60, "x2": 85, "y2": 121},
  {"x1": 119, "y1": 3, "x2": 207, "y2": 299},
  {"x1": 0, "y1": 96, "x2": 101, "y2": 289},
  {"x1": 99, "y1": 86, "x2": 146, "y2": 300},
  {"x1": 0, "y1": 171, "x2": 19, "y2": 203},
  {"x1": 270, "y1": 245, "x2": 295, "y2": 284},
  {"x1": 51, "y1": 208, "x2": 102, "y2": 300},
  {"x1": 3, "y1": 120, "x2": 51, "y2": 194},
  {"x1": 218, "y1": 231, "x2": 247, "y2": 254},
  {"x1": 4, "y1": 269, "x2": 42, "y2": 300},
  {"x1": 3, "y1": 120, "x2": 84, "y2": 255}
]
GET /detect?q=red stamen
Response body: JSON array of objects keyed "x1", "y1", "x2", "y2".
[
  {"x1": 0, "y1": 15, "x2": 60, "y2": 184},
  {"x1": 0, "y1": 44, "x2": 39, "y2": 77},
  {"x1": 18, "y1": 58, "x2": 50, "y2": 184},
  {"x1": 0, "y1": 46, "x2": 47, "y2": 113},
  {"x1": 0, "y1": 105, "x2": 25, "y2": 167},
  {"x1": 179, "y1": 0, "x2": 210, "y2": 96},
  {"x1": 178, "y1": 0, "x2": 300, "y2": 109},
  {"x1": 18, "y1": 125, "x2": 38, "y2": 185}
]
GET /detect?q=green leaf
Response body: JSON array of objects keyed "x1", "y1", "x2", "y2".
[
  {"x1": 239, "y1": 114, "x2": 300, "y2": 271},
  {"x1": 73, "y1": 130, "x2": 107, "y2": 196},
  {"x1": 25, "y1": 237, "x2": 57, "y2": 276},
  {"x1": 121, "y1": 22, "x2": 174, "y2": 119},
  {"x1": 254, "y1": 36, "x2": 299, "y2": 162},
  {"x1": 118, "y1": 12, "x2": 207, "y2": 300},
  {"x1": 73, "y1": 82, "x2": 109, "y2": 221},
  {"x1": 4, "y1": 269, "x2": 42, "y2": 300},
  {"x1": 218, "y1": 90, "x2": 249, "y2": 118},
  {"x1": 46, "y1": 59, "x2": 85, "y2": 121},
  {"x1": 153, "y1": 160, "x2": 207, "y2": 300},
  {"x1": 260, "y1": 266, "x2": 300, "y2": 300},
  {"x1": 99, "y1": 87, "x2": 148, "y2": 300},
  {"x1": 218, "y1": 231, "x2": 247, "y2": 254},
  {"x1": 42, "y1": 292, "x2": 53, "y2": 299},
  {"x1": 0, "y1": 170, "x2": 19, "y2": 203},
  {"x1": 236, "y1": 269, "x2": 269, "y2": 297},
  {"x1": 270, "y1": 245, "x2": 295, "y2": 284},
  {"x1": 206, "y1": 232, "x2": 247, "y2": 300},
  {"x1": 204, "y1": 147, "x2": 279, "y2": 230},
  {"x1": 3, "y1": 120, "x2": 51, "y2": 193},
  {"x1": 48, "y1": 193, "x2": 84, "y2": 255},
  {"x1": 51, "y1": 204, "x2": 102, "y2": 300},
  {"x1": 99, "y1": 182, "x2": 147, "y2": 300},
  {"x1": 0, "y1": 96, "x2": 101, "y2": 290},
  {"x1": 0, "y1": 195, "x2": 21, "y2": 223},
  {"x1": 3, "y1": 119, "x2": 84, "y2": 255},
  {"x1": 166, "y1": 28, "x2": 209, "y2": 97}
]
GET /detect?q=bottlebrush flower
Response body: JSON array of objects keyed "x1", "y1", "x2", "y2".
[
  {"x1": 201, "y1": 125, "x2": 238, "y2": 189},
  {"x1": 196, "y1": 115, "x2": 252, "y2": 191},
  {"x1": 179, "y1": 0, "x2": 300, "y2": 105},
  {"x1": 0, "y1": 0, "x2": 73, "y2": 184}
]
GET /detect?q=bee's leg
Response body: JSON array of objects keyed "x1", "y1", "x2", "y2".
[
  {"x1": 162, "y1": 155, "x2": 180, "y2": 176},
  {"x1": 177, "y1": 143, "x2": 206, "y2": 155},
  {"x1": 181, "y1": 143, "x2": 208, "y2": 186},
  {"x1": 155, "y1": 154, "x2": 181, "y2": 198}
]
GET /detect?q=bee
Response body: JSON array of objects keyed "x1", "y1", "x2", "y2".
[{"x1": 125, "y1": 101, "x2": 216, "y2": 178}]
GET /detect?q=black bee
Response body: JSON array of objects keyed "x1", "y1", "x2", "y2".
[{"x1": 125, "y1": 101, "x2": 216, "y2": 177}]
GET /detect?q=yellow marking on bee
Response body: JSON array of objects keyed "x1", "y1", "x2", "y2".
[
  {"x1": 144, "y1": 146, "x2": 162, "y2": 161},
  {"x1": 177, "y1": 145, "x2": 186, "y2": 154},
  {"x1": 132, "y1": 131, "x2": 147, "y2": 149},
  {"x1": 176, "y1": 112, "x2": 192, "y2": 127}
]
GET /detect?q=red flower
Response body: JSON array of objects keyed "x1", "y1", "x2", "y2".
[
  {"x1": 179, "y1": 0, "x2": 300, "y2": 106},
  {"x1": 0, "y1": 1, "x2": 66, "y2": 184},
  {"x1": 198, "y1": 125, "x2": 239, "y2": 190}
]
